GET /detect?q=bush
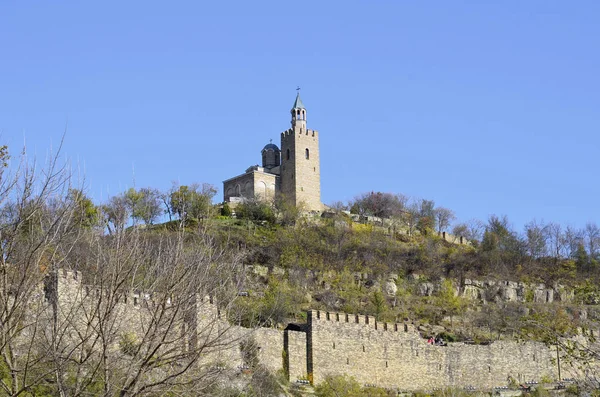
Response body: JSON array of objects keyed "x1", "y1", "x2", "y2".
[
  {"x1": 236, "y1": 199, "x2": 276, "y2": 224},
  {"x1": 221, "y1": 202, "x2": 232, "y2": 217}
]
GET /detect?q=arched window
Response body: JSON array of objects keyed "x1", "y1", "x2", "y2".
[
  {"x1": 305, "y1": 148, "x2": 310, "y2": 160},
  {"x1": 286, "y1": 148, "x2": 290, "y2": 160}
]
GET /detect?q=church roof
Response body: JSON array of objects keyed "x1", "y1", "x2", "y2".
[
  {"x1": 292, "y1": 93, "x2": 305, "y2": 110},
  {"x1": 262, "y1": 142, "x2": 280, "y2": 152}
]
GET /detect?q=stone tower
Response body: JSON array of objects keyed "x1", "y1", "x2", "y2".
[{"x1": 280, "y1": 93, "x2": 322, "y2": 211}]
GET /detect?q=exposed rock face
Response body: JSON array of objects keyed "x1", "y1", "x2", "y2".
[
  {"x1": 463, "y1": 284, "x2": 482, "y2": 301},
  {"x1": 384, "y1": 279, "x2": 397, "y2": 297},
  {"x1": 272, "y1": 266, "x2": 285, "y2": 276},
  {"x1": 555, "y1": 285, "x2": 574, "y2": 302},
  {"x1": 418, "y1": 282, "x2": 436, "y2": 296},
  {"x1": 413, "y1": 276, "x2": 573, "y2": 304}
]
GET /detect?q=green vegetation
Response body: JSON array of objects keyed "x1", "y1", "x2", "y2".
[
  {"x1": 315, "y1": 375, "x2": 393, "y2": 397},
  {"x1": 3, "y1": 140, "x2": 600, "y2": 395}
]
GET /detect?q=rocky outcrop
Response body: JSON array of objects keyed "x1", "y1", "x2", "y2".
[
  {"x1": 383, "y1": 279, "x2": 397, "y2": 297},
  {"x1": 415, "y1": 277, "x2": 573, "y2": 304}
]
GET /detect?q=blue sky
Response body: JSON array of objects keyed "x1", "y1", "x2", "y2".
[{"x1": 1, "y1": 1, "x2": 599, "y2": 230}]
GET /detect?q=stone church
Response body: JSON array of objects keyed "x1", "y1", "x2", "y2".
[{"x1": 223, "y1": 93, "x2": 323, "y2": 211}]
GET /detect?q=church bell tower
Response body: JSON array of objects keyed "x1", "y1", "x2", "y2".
[{"x1": 280, "y1": 92, "x2": 322, "y2": 211}]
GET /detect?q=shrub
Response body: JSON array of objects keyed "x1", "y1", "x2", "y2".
[
  {"x1": 221, "y1": 202, "x2": 232, "y2": 217},
  {"x1": 119, "y1": 332, "x2": 139, "y2": 356}
]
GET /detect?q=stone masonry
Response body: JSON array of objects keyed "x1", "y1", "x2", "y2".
[
  {"x1": 43, "y1": 271, "x2": 588, "y2": 392},
  {"x1": 280, "y1": 126, "x2": 321, "y2": 211},
  {"x1": 223, "y1": 93, "x2": 323, "y2": 211}
]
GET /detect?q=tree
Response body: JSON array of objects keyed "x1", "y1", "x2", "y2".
[
  {"x1": 348, "y1": 192, "x2": 407, "y2": 218},
  {"x1": 403, "y1": 203, "x2": 420, "y2": 236},
  {"x1": 66, "y1": 188, "x2": 100, "y2": 229},
  {"x1": 584, "y1": 222, "x2": 600, "y2": 263},
  {"x1": 435, "y1": 279, "x2": 465, "y2": 326},
  {"x1": 126, "y1": 187, "x2": 162, "y2": 225},
  {"x1": 328, "y1": 201, "x2": 347, "y2": 212},
  {"x1": 524, "y1": 220, "x2": 548, "y2": 259},
  {"x1": 416, "y1": 215, "x2": 435, "y2": 236},
  {"x1": 102, "y1": 194, "x2": 130, "y2": 235},
  {"x1": 546, "y1": 222, "x2": 566, "y2": 259},
  {"x1": 235, "y1": 198, "x2": 276, "y2": 225},
  {"x1": 434, "y1": 207, "x2": 455, "y2": 234},
  {"x1": 0, "y1": 142, "x2": 87, "y2": 395},
  {"x1": 169, "y1": 183, "x2": 217, "y2": 221},
  {"x1": 452, "y1": 219, "x2": 485, "y2": 244},
  {"x1": 451, "y1": 219, "x2": 485, "y2": 245},
  {"x1": 274, "y1": 194, "x2": 302, "y2": 226},
  {"x1": 221, "y1": 202, "x2": 232, "y2": 217},
  {"x1": 418, "y1": 199, "x2": 435, "y2": 219},
  {"x1": 573, "y1": 243, "x2": 590, "y2": 274},
  {"x1": 42, "y1": 226, "x2": 247, "y2": 396},
  {"x1": 0, "y1": 143, "x2": 253, "y2": 396},
  {"x1": 368, "y1": 290, "x2": 388, "y2": 321},
  {"x1": 563, "y1": 225, "x2": 584, "y2": 260},
  {"x1": 481, "y1": 215, "x2": 526, "y2": 272},
  {"x1": 417, "y1": 199, "x2": 436, "y2": 234},
  {"x1": 257, "y1": 277, "x2": 300, "y2": 327}
]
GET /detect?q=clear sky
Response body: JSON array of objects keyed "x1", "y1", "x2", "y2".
[{"x1": 1, "y1": 1, "x2": 599, "y2": 231}]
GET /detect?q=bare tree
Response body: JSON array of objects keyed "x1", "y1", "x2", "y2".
[
  {"x1": 546, "y1": 222, "x2": 566, "y2": 259},
  {"x1": 584, "y1": 222, "x2": 600, "y2": 261},
  {"x1": 102, "y1": 194, "x2": 130, "y2": 235},
  {"x1": 563, "y1": 225, "x2": 584, "y2": 259},
  {"x1": 0, "y1": 141, "x2": 87, "y2": 396},
  {"x1": 0, "y1": 143, "x2": 252, "y2": 396},
  {"x1": 452, "y1": 219, "x2": 484, "y2": 243},
  {"x1": 524, "y1": 219, "x2": 548, "y2": 259},
  {"x1": 434, "y1": 207, "x2": 455, "y2": 234},
  {"x1": 327, "y1": 201, "x2": 347, "y2": 212},
  {"x1": 403, "y1": 202, "x2": 420, "y2": 236},
  {"x1": 43, "y1": 227, "x2": 247, "y2": 396},
  {"x1": 349, "y1": 192, "x2": 407, "y2": 219}
]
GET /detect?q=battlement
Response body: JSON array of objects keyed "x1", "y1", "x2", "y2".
[
  {"x1": 309, "y1": 310, "x2": 413, "y2": 333},
  {"x1": 48, "y1": 270, "x2": 572, "y2": 391},
  {"x1": 54, "y1": 268, "x2": 218, "y2": 313},
  {"x1": 280, "y1": 128, "x2": 318, "y2": 139}
]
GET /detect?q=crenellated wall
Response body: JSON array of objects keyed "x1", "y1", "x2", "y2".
[
  {"x1": 49, "y1": 270, "x2": 583, "y2": 392},
  {"x1": 306, "y1": 310, "x2": 563, "y2": 390}
]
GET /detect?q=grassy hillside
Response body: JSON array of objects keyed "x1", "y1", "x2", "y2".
[{"x1": 163, "y1": 213, "x2": 600, "y2": 346}]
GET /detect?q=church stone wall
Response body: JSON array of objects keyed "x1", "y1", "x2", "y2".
[
  {"x1": 223, "y1": 170, "x2": 278, "y2": 202},
  {"x1": 223, "y1": 173, "x2": 254, "y2": 201}
]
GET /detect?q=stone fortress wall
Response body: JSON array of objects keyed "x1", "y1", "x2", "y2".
[
  {"x1": 307, "y1": 310, "x2": 561, "y2": 390},
  {"x1": 51, "y1": 270, "x2": 580, "y2": 392}
]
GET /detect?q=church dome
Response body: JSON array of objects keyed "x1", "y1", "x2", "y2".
[{"x1": 261, "y1": 142, "x2": 281, "y2": 169}]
